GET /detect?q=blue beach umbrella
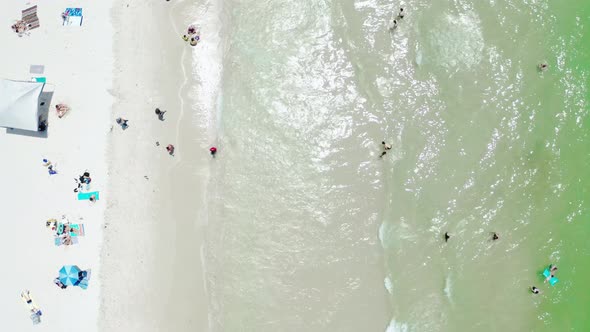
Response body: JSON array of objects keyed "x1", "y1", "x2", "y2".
[{"x1": 59, "y1": 265, "x2": 82, "y2": 286}]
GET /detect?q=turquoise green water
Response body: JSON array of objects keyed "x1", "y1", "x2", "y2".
[{"x1": 204, "y1": 0, "x2": 590, "y2": 330}]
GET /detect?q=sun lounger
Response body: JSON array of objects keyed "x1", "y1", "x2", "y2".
[
  {"x1": 77, "y1": 191, "x2": 99, "y2": 200},
  {"x1": 32, "y1": 77, "x2": 46, "y2": 83}
]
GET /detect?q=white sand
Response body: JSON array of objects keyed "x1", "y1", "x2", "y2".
[
  {"x1": 0, "y1": 0, "x2": 112, "y2": 331},
  {"x1": 98, "y1": 0, "x2": 221, "y2": 331},
  {"x1": 0, "y1": 0, "x2": 223, "y2": 330}
]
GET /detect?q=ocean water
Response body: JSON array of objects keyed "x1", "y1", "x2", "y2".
[{"x1": 204, "y1": 0, "x2": 590, "y2": 331}]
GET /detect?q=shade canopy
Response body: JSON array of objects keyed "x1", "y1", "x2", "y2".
[
  {"x1": 0, "y1": 79, "x2": 44, "y2": 131},
  {"x1": 59, "y1": 265, "x2": 81, "y2": 286}
]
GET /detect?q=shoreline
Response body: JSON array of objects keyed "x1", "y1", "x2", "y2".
[{"x1": 99, "y1": 0, "x2": 221, "y2": 330}]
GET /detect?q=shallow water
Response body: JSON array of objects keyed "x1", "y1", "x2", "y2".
[{"x1": 204, "y1": 0, "x2": 590, "y2": 330}]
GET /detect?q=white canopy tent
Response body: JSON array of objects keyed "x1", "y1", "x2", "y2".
[{"x1": 0, "y1": 79, "x2": 45, "y2": 131}]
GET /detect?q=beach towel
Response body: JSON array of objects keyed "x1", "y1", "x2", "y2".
[
  {"x1": 54, "y1": 236, "x2": 79, "y2": 246},
  {"x1": 32, "y1": 77, "x2": 46, "y2": 83},
  {"x1": 77, "y1": 191, "x2": 99, "y2": 200},
  {"x1": 29, "y1": 65, "x2": 44, "y2": 74},
  {"x1": 78, "y1": 269, "x2": 91, "y2": 289},
  {"x1": 69, "y1": 224, "x2": 85, "y2": 236}
]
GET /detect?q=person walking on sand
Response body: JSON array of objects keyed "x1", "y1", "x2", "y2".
[
  {"x1": 210, "y1": 146, "x2": 217, "y2": 157},
  {"x1": 166, "y1": 144, "x2": 175, "y2": 156},
  {"x1": 155, "y1": 108, "x2": 166, "y2": 121},
  {"x1": 116, "y1": 117, "x2": 129, "y2": 130}
]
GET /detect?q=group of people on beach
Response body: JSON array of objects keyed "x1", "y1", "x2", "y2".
[
  {"x1": 182, "y1": 24, "x2": 201, "y2": 46},
  {"x1": 117, "y1": 107, "x2": 218, "y2": 158}
]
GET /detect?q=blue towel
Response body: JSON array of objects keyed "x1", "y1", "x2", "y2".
[{"x1": 77, "y1": 191, "x2": 99, "y2": 200}]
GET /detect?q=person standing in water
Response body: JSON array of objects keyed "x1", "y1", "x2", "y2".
[
  {"x1": 492, "y1": 232, "x2": 499, "y2": 241},
  {"x1": 389, "y1": 19, "x2": 398, "y2": 31},
  {"x1": 382, "y1": 141, "x2": 392, "y2": 150},
  {"x1": 444, "y1": 232, "x2": 451, "y2": 242},
  {"x1": 531, "y1": 286, "x2": 540, "y2": 294},
  {"x1": 397, "y1": 8, "x2": 404, "y2": 19}
]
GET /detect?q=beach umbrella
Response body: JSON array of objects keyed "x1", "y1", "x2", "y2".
[{"x1": 58, "y1": 265, "x2": 81, "y2": 286}]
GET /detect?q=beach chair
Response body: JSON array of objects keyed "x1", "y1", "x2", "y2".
[
  {"x1": 30, "y1": 313, "x2": 41, "y2": 325},
  {"x1": 63, "y1": 8, "x2": 83, "y2": 26},
  {"x1": 22, "y1": 6, "x2": 40, "y2": 30}
]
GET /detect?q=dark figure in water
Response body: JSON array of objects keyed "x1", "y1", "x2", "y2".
[
  {"x1": 492, "y1": 232, "x2": 499, "y2": 241},
  {"x1": 379, "y1": 151, "x2": 387, "y2": 158},
  {"x1": 444, "y1": 232, "x2": 450, "y2": 242},
  {"x1": 531, "y1": 286, "x2": 540, "y2": 294},
  {"x1": 397, "y1": 8, "x2": 404, "y2": 19}
]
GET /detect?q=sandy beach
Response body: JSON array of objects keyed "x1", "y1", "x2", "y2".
[
  {"x1": 99, "y1": 0, "x2": 220, "y2": 331},
  {"x1": 0, "y1": 0, "x2": 112, "y2": 330},
  {"x1": 0, "y1": 0, "x2": 219, "y2": 330}
]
